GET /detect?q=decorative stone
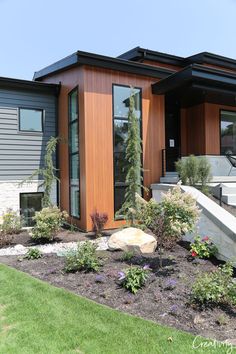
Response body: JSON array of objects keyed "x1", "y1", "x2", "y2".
[{"x1": 108, "y1": 227, "x2": 157, "y2": 254}]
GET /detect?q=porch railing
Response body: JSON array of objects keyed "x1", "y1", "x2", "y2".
[{"x1": 161, "y1": 147, "x2": 181, "y2": 177}]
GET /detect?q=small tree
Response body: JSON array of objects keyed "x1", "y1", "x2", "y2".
[
  {"x1": 117, "y1": 88, "x2": 143, "y2": 225},
  {"x1": 20, "y1": 136, "x2": 59, "y2": 208}
]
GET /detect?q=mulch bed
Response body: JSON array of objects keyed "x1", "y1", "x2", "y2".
[{"x1": 0, "y1": 239, "x2": 235, "y2": 341}]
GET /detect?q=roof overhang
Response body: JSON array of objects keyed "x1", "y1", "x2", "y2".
[
  {"x1": 33, "y1": 50, "x2": 174, "y2": 81},
  {"x1": 152, "y1": 64, "x2": 236, "y2": 107},
  {"x1": 0, "y1": 76, "x2": 60, "y2": 95}
]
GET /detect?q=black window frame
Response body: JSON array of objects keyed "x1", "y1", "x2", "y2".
[
  {"x1": 68, "y1": 86, "x2": 81, "y2": 219},
  {"x1": 220, "y1": 109, "x2": 236, "y2": 155},
  {"x1": 112, "y1": 84, "x2": 143, "y2": 218},
  {"x1": 20, "y1": 192, "x2": 44, "y2": 227},
  {"x1": 18, "y1": 107, "x2": 44, "y2": 133}
]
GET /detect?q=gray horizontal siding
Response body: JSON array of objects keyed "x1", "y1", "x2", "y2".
[{"x1": 0, "y1": 88, "x2": 57, "y2": 180}]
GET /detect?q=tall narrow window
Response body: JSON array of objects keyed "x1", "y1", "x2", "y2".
[
  {"x1": 69, "y1": 88, "x2": 80, "y2": 218},
  {"x1": 112, "y1": 85, "x2": 142, "y2": 213},
  {"x1": 221, "y1": 110, "x2": 236, "y2": 155}
]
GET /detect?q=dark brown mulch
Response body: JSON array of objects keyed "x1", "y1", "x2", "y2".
[
  {"x1": 1, "y1": 228, "x2": 113, "y2": 248},
  {"x1": 0, "y1": 242, "x2": 235, "y2": 341}
]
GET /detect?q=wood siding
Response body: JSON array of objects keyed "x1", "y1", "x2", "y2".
[{"x1": 42, "y1": 66, "x2": 164, "y2": 230}]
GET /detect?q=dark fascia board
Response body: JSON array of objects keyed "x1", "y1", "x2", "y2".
[
  {"x1": 33, "y1": 50, "x2": 175, "y2": 81},
  {"x1": 0, "y1": 76, "x2": 60, "y2": 95},
  {"x1": 118, "y1": 47, "x2": 184, "y2": 67},
  {"x1": 152, "y1": 64, "x2": 236, "y2": 94},
  {"x1": 184, "y1": 52, "x2": 236, "y2": 71}
]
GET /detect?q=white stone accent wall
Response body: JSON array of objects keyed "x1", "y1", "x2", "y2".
[{"x1": 0, "y1": 180, "x2": 57, "y2": 221}]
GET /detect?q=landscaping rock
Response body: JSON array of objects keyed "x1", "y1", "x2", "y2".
[{"x1": 108, "y1": 227, "x2": 157, "y2": 254}]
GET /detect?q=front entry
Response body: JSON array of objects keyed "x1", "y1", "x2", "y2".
[{"x1": 165, "y1": 101, "x2": 181, "y2": 171}]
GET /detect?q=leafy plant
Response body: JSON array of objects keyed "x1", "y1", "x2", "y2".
[
  {"x1": 20, "y1": 136, "x2": 59, "y2": 208},
  {"x1": 120, "y1": 250, "x2": 135, "y2": 262},
  {"x1": 24, "y1": 248, "x2": 42, "y2": 260},
  {"x1": 117, "y1": 88, "x2": 144, "y2": 225},
  {"x1": 65, "y1": 241, "x2": 101, "y2": 273},
  {"x1": 190, "y1": 235, "x2": 218, "y2": 259},
  {"x1": 90, "y1": 210, "x2": 108, "y2": 237},
  {"x1": 118, "y1": 265, "x2": 150, "y2": 294},
  {"x1": 136, "y1": 186, "x2": 200, "y2": 249},
  {"x1": 31, "y1": 206, "x2": 68, "y2": 242},
  {"x1": 191, "y1": 263, "x2": 236, "y2": 306},
  {"x1": 176, "y1": 155, "x2": 211, "y2": 193},
  {"x1": 1, "y1": 209, "x2": 22, "y2": 235}
]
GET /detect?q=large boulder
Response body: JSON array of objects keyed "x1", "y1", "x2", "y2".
[{"x1": 108, "y1": 227, "x2": 157, "y2": 254}]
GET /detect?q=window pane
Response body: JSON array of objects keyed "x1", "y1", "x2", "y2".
[
  {"x1": 113, "y1": 86, "x2": 141, "y2": 119},
  {"x1": 70, "y1": 153, "x2": 79, "y2": 182},
  {"x1": 114, "y1": 119, "x2": 128, "y2": 152},
  {"x1": 70, "y1": 186, "x2": 80, "y2": 217},
  {"x1": 221, "y1": 111, "x2": 236, "y2": 154},
  {"x1": 69, "y1": 90, "x2": 78, "y2": 122},
  {"x1": 70, "y1": 121, "x2": 78, "y2": 153},
  {"x1": 20, "y1": 193, "x2": 43, "y2": 227},
  {"x1": 19, "y1": 109, "x2": 43, "y2": 132},
  {"x1": 114, "y1": 186, "x2": 126, "y2": 213},
  {"x1": 114, "y1": 152, "x2": 128, "y2": 183}
]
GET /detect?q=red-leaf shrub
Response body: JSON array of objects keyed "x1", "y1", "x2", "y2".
[{"x1": 90, "y1": 210, "x2": 108, "y2": 237}]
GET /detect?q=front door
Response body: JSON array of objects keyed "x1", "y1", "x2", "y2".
[{"x1": 165, "y1": 102, "x2": 181, "y2": 172}]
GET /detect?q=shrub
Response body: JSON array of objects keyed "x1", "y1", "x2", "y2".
[
  {"x1": 120, "y1": 250, "x2": 135, "y2": 262},
  {"x1": 1, "y1": 209, "x2": 22, "y2": 235},
  {"x1": 191, "y1": 263, "x2": 236, "y2": 306},
  {"x1": 90, "y1": 210, "x2": 108, "y2": 237},
  {"x1": 135, "y1": 186, "x2": 200, "y2": 249},
  {"x1": 118, "y1": 265, "x2": 150, "y2": 294},
  {"x1": 65, "y1": 241, "x2": 101, "y2": 273},
  {"x1": 176, "y1": 155, "x2": 211, "y2": 193},
  {"x1": 190, "y1": 235, "x2": 218, "y2": 259},
  {"x1": 24, "y1": 248, "x2": 42, "y2": 260},
  {"x1": 31, "y1": 206, "x2": 68, "y2": 242}
]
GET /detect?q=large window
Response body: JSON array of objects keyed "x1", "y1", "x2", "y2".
[
  {"x1": 113, "y1": 85, "x2": 142, "y2": 213},
  {"x1": 20, "y1": 193, "x2": 43, "y2": 226},
  {"x1": 221, "y1": 110, "x2": 236, "y2": 155},
  {"x1": 19, "y1": 108, "x2": 43, "y2": 132},
  {"x1": 69, "y1": 88, "x2": 80, "y2": 218}
]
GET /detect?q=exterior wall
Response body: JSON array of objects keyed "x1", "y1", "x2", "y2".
[
  {"x1": 42, "y1": 66, "x2": 165, "y2": 231},
  {"x1": 0, "y1": 88, "x2": 57, "y2": 180},
  {"x1": 181, "y1": 102, "x2": 236, "y2": 156},
  {"x1": 0, "y1": 87, "x2": 58, "y2": 216},
  {"x1": 0, "y1": 180, "x2": 57, "y2": 221}
]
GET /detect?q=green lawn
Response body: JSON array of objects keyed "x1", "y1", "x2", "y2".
[{"x1": 0, "y1": 264, "x2": 233, "y2": 354}]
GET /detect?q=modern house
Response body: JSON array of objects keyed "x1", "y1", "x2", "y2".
[{"x1": 1, "y1": 47, "x2": 236, "y2": 230}]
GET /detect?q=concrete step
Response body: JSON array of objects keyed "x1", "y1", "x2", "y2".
[
  {"x1": 160, "y1": 176, "x2": 179, "y2": 184},
  {"x1": 165, "y1": 172, "x2": 178, "y2": 176},
  {"x1": 222, "y1": 194, "x2": 236, "y2": 205}
]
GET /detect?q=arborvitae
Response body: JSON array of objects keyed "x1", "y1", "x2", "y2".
[{"x1": 118, "y1": 88, "x2": 143, "y2": 225}]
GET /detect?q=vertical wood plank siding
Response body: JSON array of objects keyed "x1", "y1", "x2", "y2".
[{"x1": 43, "y1": 66, "x2": 164, "y2": 230}]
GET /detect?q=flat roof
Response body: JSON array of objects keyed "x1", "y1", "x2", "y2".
[
  {"x1": 33, "y1": 50, "x2": 175, "y2": 81},
  {"x1": 0, "y1": 76, "x2": 59, "y2": 94}
]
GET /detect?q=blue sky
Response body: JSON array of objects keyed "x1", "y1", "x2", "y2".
[{"x1": 1, "y1": 0, "x2": 236, "y2": 80}]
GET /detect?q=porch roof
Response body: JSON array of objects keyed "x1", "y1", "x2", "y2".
[{"x1": 152, "y1": 64, "x2": 236, "y2": 107}]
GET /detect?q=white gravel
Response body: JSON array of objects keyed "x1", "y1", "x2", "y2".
[{"x1": 0, "y1": 237, "x2": 109, "y2": 257}]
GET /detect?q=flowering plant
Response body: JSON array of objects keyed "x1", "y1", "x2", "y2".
[
  {"x1": 190, "y1": 235, "x2": 218, "y2": 259},
  {"x1": 118, "y1": 265, "x2": 151, "y2": 294}
]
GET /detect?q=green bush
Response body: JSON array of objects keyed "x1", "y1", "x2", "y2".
[
  {"x1": 24, "y1": 248, "x2": 42, "y2": 260},
  {"x1": 65, "y1": 241, "x2": 101, "y2": 273},
  {"x1": 190, "y1": 235, "x2": 218, "y2": 259},
  {"x1": 120, "y1": 250, "x2": 135, "y2": 262},
  {"x1": 119, "y1": 265, "x2": 150, "y2": 294},
  {"x1": 136, "y1": 186, "x2": 200, "y2": 248},
  {"x1": 191, "y1": 263, "x2": 236, "y2": 306},
  {"x1": 176, "y1": 155, "x2": 211, "y2": 193},
  {"x1": 31, "y1": 207, "x2": 68, "y2": 242},
  {"x1": 1, "y1": 209, "x2": 22, "y2": 235}
]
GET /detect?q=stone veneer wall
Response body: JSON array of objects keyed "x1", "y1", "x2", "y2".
[{"x1": 0, "y1": 180, "x2": 57, "y2": 222}]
